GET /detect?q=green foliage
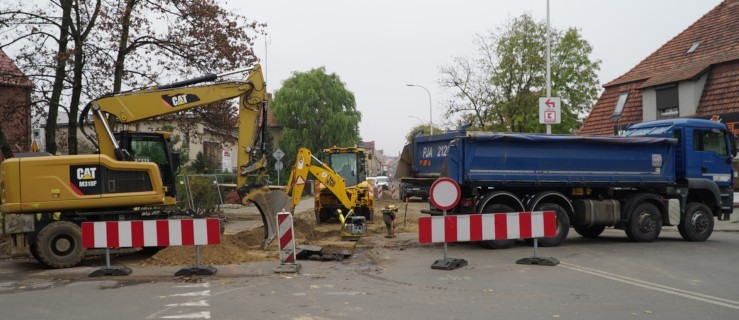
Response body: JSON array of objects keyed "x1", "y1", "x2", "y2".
[
  {"x1": 440, "y1": 14, "x2": 601, "y2": 133},
  {"x1": 271, "y1": 67, "x2": 362, "y2": 167},
  {"x1": 161, "y1": 124, "x2": 190, "y2": 166},
  {"x1": 404, "y1": 124, "x2": 443, "y2": 144},
  {"x1": 176, "y1": 176, "x2": 220, "y2": 217},
  {"x1": 190, "y1": 151, "x2": 217, "y2": 174}
]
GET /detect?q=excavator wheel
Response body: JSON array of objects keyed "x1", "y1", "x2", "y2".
[{"x1": 33, "y1": 221, "x2": 86, "y2": 269}]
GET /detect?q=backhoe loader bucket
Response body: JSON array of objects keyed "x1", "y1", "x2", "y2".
[{"x1": 243, "y1": 187, "x2": 291, "y2": 250}]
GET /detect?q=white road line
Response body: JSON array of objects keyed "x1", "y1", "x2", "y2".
[
  {"x1": 160, "y1": 311, "x2": 211, "y2": 319},
  {"x1": 560, "y1": 262, "x2": 739, "y2": 310},
  {"x1": 174, "y1": 283, "x2": 211, "y2": 288},
  {"x1": 168, "y1": 290, "x2": 211, "y2": 297},
  {"x1": 164, "y1": 300, "x2": 210, "y2": 307}
]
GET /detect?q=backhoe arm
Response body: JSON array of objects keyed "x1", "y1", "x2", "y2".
[{"x1": 286, "y1": 148, "x2": 356, "y2": 213}]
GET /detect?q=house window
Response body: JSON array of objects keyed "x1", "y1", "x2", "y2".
[
  {"x1": 612, "y1": 92, "x2": 629, "y2": 118},
  {"x1": 656, "y1": 85, "x2": 679, "y2": 119}
]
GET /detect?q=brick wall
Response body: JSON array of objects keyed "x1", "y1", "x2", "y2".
[{"x1": 0, "y1": 85, "x2": 32, "y2": 152}]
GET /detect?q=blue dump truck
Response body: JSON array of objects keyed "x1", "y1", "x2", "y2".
[
  {"x1": 432, "y1": 118, "x2": 735, "y2": 248},
  {"x1": 396, "y1": 126, "x2": 468, "y2": 201}
]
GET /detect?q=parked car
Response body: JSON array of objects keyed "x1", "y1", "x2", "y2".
[{"x1": 374, "y1": 176, "x2": 390, "y2": 190}]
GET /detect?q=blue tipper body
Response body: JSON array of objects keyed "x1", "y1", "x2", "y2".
[{"x1": 444, "y1": 133, "x2": 677, "y2": 188}]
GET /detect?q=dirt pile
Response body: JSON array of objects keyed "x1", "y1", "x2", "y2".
[{"x1": 142, "y1": 199, "x2": 423, "y2": 266}]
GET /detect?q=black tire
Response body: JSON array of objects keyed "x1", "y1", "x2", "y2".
[
  {"x1": 625, "y1": 202, "x2": 662, "y2": 242},
  {"x1": 533, "y1": 203, "x2": 570, "y2": 247},
  {"x1": 678, "y1": 202, "x2": 714, "y2": 242},
  {"x1": 574, "y1": 225, "x2": 606, "y2": 238},
  {"x1": 33, "y1": 221, "x2": 86, "y2": 269},
  {"x1": 479, "y1": 203, "x2": 516, "y2": 249}
]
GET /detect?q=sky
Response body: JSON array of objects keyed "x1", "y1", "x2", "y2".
[{"x1": 227, "y1": 0, "x2": 724, "y2": 156}]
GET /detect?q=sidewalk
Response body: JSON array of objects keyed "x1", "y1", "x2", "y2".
[{"x1": 714, "y1": 207, "x2": 739, "y2": 232}]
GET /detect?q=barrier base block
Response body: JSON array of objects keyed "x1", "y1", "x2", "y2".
[
  {"x1": 274, "y1": 263, "x2": 302, "y2": 274},
  {"x1": 89, "y1": 266, "x2": 132, "y2": 277},
  {"x1": 175, "y1": 266, "x2": 218, "y2": 277},
  {"x1": 516, "y1": 256, "x2": 560, "y2": 266},
  {"x1": 431, "y1": 258, "x2": 468, "y2": 270}
]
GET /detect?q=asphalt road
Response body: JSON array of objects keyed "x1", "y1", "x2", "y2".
[{"x1": 1, "y1": 200, "x2": 739, "y2": 320}]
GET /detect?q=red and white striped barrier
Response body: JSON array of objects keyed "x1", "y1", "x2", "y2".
[
  {"x1": 418, "y1": 211, "x2": 556, "y2": 244},
  {"x1": 81, "y1": 219, "x2": 221, "y2": 249},
  {"x1": 277, "y1": 212, "x2": 296, "y2": 264},
  {"x1": 391, "y1": 184, "x2": 397, "y2": 200}
]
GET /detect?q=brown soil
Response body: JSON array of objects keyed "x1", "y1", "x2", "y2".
[
  {"x1": 0, "y1": 193, "x2": 424, "y2": 265},
  {"x1": 141, "y1": 197, "x2": 423, "y2": 266}
]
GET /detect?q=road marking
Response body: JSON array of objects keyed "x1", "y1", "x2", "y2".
[
  {"x1": 167, "y1": 290, "x2": 211, "y2": 297},
  {"x1": 165, "y1": 300, "x2": 210, "y2": 307},
  {"x1": 325, "y1": 292, "x2": 367, "y2": 296},
  {"x1": 560, "y1": 262, "x2": 739, "y2": 310},
  {"x1": 174, "y1": 283, "x2": 210, "y2": 288},
  {"x1": 160, "y1": 311, "x2": 210, "y2": 319}
]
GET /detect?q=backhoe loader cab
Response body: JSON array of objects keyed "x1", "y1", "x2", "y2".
[
  {"x1": 324, "y1": 146, "x2": 367, "y2": 187},
  {"x1": 313, "y1": 147, "x2": 374, "y2": 223}
]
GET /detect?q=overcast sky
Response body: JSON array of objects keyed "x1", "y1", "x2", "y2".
[{"x1": 237, "y1": 1, "x2": 727, "y2": 156}]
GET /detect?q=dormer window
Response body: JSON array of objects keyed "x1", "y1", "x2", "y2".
[
  {"x1": 657, "y1": 85, "x2": 679, "y2": 119},
  {"x1": 687, "y1": 42, "x2": 701, "y2": 54},
  {"x1": 612, "y1": 92, "x2": 629, "y2": 118}
]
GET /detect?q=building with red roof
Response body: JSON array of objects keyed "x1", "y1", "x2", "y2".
[{"x1": 580, "y1": 0, "x2": 739, "y2": 135}]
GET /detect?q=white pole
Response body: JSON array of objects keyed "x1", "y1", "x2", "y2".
[{"x1": 546, "y1": 0, "x2": 552, "y2": 135}]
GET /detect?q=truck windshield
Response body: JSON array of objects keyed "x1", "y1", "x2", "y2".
[{"x1": 624, "y1": 126, "x2": 672, "y2": 137}]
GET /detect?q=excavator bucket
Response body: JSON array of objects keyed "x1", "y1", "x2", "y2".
[{"x1": 244, "y1": 188, "x2": 291, "y2": 250}]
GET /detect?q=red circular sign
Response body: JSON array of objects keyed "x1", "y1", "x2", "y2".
[{"x1": 429, "y1": 178, "x2": 461, "y2": 211}]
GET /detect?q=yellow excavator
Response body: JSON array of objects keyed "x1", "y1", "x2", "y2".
[
  {"x1": 285, "y1": 146, "x2": 374, "y2": 240},
  {"x1": 0, "y1": 65, "x2": 289, "y2": 268}
]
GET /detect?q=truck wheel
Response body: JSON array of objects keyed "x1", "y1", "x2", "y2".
[
  {"x1": 479, "y1": 204, "x2": 516, "y2": 249},
  {"x1": 678, "y1": 203, "x2": 714, "y2": 242},
  {"x1": 399, "y1": 189, "x2": 407, "y2": 202},
  {"x1": 533, "y1": 203, "x2": 569, "y2": 247},
  {"x1": 33, "y1": 221, "x2": 86, "y2": 268},
  {"x1": 625, "y1": 202, "x2": 662, "y2": 242},
  {"x1": 574, "y1": 225, "x2": 606, "y2": 238}
]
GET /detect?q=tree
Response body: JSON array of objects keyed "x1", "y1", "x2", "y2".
[
  {"x1": 440, "y1": 14, "x2": 600, "y2": 133},
  {"x1": 190, "y1": 151, "x2": 216, "y2": 174},
  {"x1": 1, "y1": 0, "x2": 264, "y2": 154},
  {"x1": 271, "y1": 67, "x2": 362, "y2": 168},
  {"x1": 404, "y1": 124, "x2": 443, "y2": 144}
]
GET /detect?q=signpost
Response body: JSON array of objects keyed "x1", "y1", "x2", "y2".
[
  {"x1": 428, "y1": 178, "x2": 467, "y2": 270},
  {"x1": 273, "y1": 148, "x2": 285, "y2": 185},
  {"x1": 539, "y1": 97, "x2": 561, "y2": 125}
]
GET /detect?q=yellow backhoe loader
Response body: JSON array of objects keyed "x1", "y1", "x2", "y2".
[
  {"x1": 0, "y1": 65, "x2": 289, "y2": 268},
  {"x1": 285, "y1": 147, "x2": 373, "y2": 240}
]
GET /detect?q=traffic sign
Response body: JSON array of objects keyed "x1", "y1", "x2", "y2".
[
  {"x1": 429, "y1": 178, "x2": 461, "y2": 211},
  {"x1": 539, "y1": 97, "x2": 561, "y2": 124},
  {"x1": 272, "y1": 148, "x2": 285, "y2": 161},
  {"x1": 274, "y1": 160, "x2": 284, "y2": 171}
]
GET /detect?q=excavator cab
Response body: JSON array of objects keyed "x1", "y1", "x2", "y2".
[{"x1": 115, "y1": 131, "x2": 180, "y2": 198}]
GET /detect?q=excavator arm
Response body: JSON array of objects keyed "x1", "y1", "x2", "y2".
[{"x1": 81, "y1": 64, "x2": 289, "y2": 249}]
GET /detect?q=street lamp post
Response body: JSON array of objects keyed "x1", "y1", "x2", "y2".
[{"x1": 405, "y1": 84, "x2": 433, "y2": 135}]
